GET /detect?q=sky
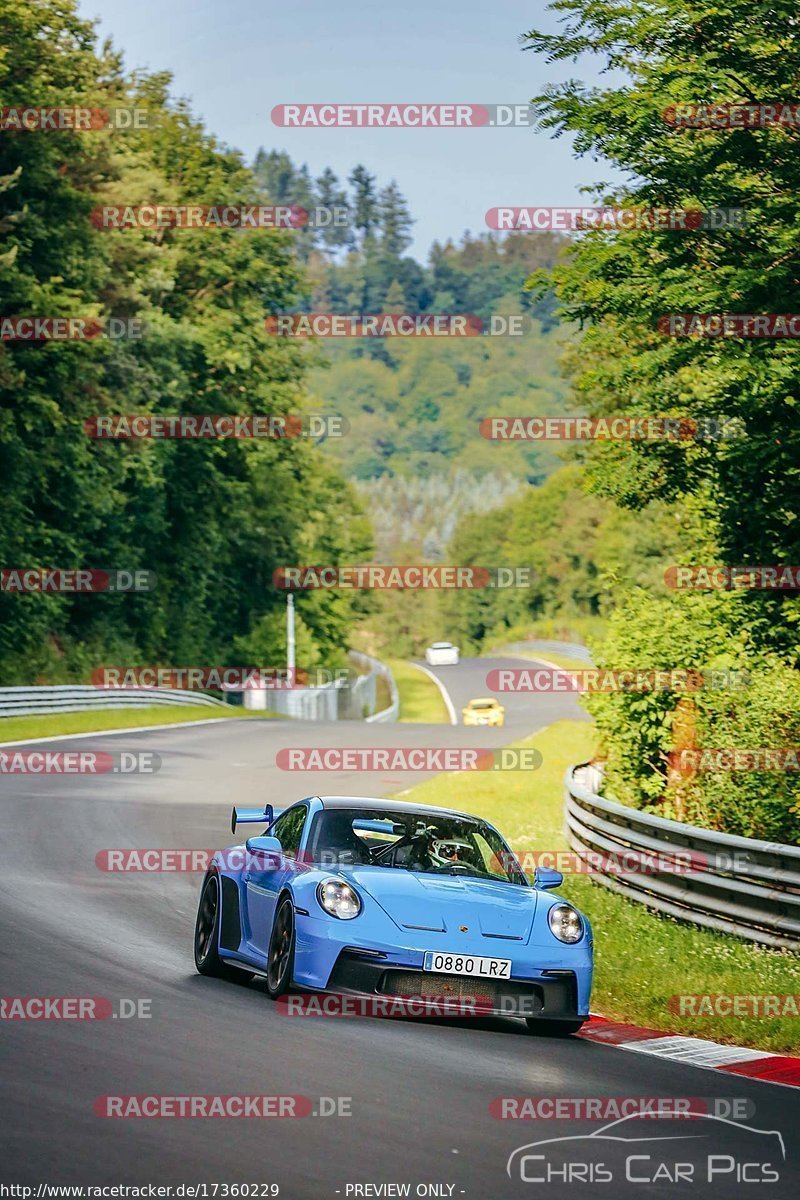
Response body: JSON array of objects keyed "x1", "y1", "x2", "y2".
[{"x1": 77, "y1": 0, "x2": 620, "y2": 260}]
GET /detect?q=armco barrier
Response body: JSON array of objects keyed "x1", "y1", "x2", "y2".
[
  {"x1": 565, "y1": 762, "x2": 800, "y2": 950},
  {"x1": 350, "y1": 651, "x2": 399, "y2": 723},
  {"x1": 245, "y1": 653, "x2": 398, "y2": 722},
  {"x1": 0, "y1": 684, "x2": 227, "y2": 718}
]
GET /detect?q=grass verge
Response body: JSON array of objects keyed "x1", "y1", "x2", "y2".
[
  {"x1": 386, "y1": 659, "x2": 450, "y2": 723},
  {"x1": 396, "y1": 719, "x2": 800, "y2": 1054},
  {"x1": 0, "y1": 704, "x2": 263, "y2": 744}
]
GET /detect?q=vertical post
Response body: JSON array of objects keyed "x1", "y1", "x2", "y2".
[{"x1": 287, "y1": 592, "x2": 296, "y2": 682}]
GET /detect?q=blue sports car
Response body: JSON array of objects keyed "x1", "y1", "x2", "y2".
[{"x1": 193, "y1": 795, "x2": 593, "y2": 1035}]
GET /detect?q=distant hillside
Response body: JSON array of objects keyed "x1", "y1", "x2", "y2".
[{"x1": 253, "y1": 153, "x2": 577, "y2": 555}]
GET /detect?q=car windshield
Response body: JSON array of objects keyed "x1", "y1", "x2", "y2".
[
  {"x1": 470, "y1": 701, "x2": 494, "y2": 709},
  {"x1": 432, "y1": 643, "x2": 452, "y2": 649},
  {"x1": 306, "y1": 807, "x2": 526, "y2": 885}
]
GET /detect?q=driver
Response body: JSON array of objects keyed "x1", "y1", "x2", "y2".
[{"x1": 431, "y1": 837, "x2": 476, "y2": 869}]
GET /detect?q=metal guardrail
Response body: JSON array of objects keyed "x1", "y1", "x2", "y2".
[
  {"x1": 350, "y1": 652, "x2": 399, "y2": 723},
  {"x1": 0, "y1": 684, "x2": 227, "y2": 718},
  {"x1": 565, "y1": 762, "x2": 800, "y2": 950},
  {"x1": 243, "y1": 653, "x2": 399, "y2": 722}
]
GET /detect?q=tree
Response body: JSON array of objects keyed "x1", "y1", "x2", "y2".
[
  {"x1": 522, "y1": 0, "x2": 800, "y2": 660},
  {"x1": 378, "y1": 180, "x2": 413, "y2": 259},
  {"x1": 348, "y1": 164, "x2": 379, "y2": 247},
  {"x1": 0, "y1": 0, "x2": 371, "y2": 682},
  {"x1": 315, "y1": 166, "x2": 354, "y2": 255}
]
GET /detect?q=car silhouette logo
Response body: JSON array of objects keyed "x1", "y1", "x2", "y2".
[{"x1": 506, "y1": 1111, "x2": 786, "y2": 1181}]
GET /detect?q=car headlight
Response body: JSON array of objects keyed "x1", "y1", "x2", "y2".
[
  {"x1": 548, "y1": 903, "x2": 583, "y2": 944},
  {"x1": 317, "y1": 879, "x2": 362, "y2": 920}
]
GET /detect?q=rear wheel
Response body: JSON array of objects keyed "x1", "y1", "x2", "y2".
[
  {"x1": 194, "y1": 872, "x2": 252, "y2": 982},
  {"x1": 265, "y1": 895, "x2": 295, "y2": 999},
  {"x1": 526, "y1": 1018, "x2": 585, "y2": 1037}
]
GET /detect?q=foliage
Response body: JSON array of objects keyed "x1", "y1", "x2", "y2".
[
  {"x1": 521, "y1": 0, "x2": 800, "y2": 662},
  {"x1": 584, "y1": 587, "x2": 800, "y2": 842},
  {"x1": 0, "y1": 0, "x2": 370, "y2": 683},
  {"x1": 433, "y1": 465, "x2": 680, "y2": 654}
]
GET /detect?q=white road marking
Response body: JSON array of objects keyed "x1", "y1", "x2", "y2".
[
  {"x1": 621, "y1": 1035, "x2": 776, "y2": 1066},
  {"x1": 410, "y1": 662, "x2": 458, "y2": 725}
]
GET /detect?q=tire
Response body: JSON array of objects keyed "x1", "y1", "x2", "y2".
[
  {"x1": 194, "y1": 872, "x2": 252, "y2": 982},
  {"x1": 526, "y1": 1017, "x2": 585, "y2": 1037},
  {"x1": 265, "y1": 894, "x2": 295, "y2": 999}
]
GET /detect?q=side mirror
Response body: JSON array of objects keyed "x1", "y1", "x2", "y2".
[
  {"x1": 536, "y1": 868, "x2": 564, "y2": 891},
  {"x1": 245, "y1": 835, "x2": 283, "y2": 870}
]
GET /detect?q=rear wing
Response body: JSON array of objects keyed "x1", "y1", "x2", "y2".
[{"x1": 231, "y1": 804, "x2": 281, "y2": 835}]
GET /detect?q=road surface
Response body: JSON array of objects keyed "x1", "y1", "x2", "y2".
[{"x1": 1, "y1": 659, "x2": 796, "y2": 1197}]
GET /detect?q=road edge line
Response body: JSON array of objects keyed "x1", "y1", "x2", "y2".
[{"x1": 411, "y1": 662, "x2": 458, "y2": 725}]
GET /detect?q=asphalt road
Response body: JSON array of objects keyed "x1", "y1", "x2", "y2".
[
  {"x1": 1, "y1": 658, "x2": 798, "y2": 1197},
  {"x1": 412, "y1": 653, "x2": 589, "y2": 734}
]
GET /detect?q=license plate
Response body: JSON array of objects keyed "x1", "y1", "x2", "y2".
[{"x1": 423, "y1": 952, "x2": 511, "y2": 978}]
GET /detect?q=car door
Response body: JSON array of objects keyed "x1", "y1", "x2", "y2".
[{"x1": 243, "y1": 803, "x2": 308, "y2": 958}]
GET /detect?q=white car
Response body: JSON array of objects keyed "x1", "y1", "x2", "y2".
[{"x1": 425, "y1": 641, "x2": 460, "y2": 666}]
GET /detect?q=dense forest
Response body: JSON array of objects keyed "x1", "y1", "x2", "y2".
[{"x1": 0, "y1": 0, "x2": 371, "y2": 682}]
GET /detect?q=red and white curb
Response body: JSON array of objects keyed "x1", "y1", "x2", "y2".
[{"x1": 578, "y1": 1016, "x2": 800, "y2": 1089}]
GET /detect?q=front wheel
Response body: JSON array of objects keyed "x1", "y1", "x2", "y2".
[
  {"x1": 526, "y1": 1018, "x2": 585, "y2": 1037},
  {"x1": 266, "y1": 895, "x2": 296, "y2": 999}
]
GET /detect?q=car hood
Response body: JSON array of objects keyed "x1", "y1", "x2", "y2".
[{"x1": 343, "y1": 867, "x2": 538, "y2": 940}]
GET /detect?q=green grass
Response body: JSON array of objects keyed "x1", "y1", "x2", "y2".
[
  {"x1": 396, "y1": 719, "x2": 800, "y2": 1054},
  {"x1": 0, "y1": 703, "x2": 263, "y2": 743},
  {"x1": 386, "y1": 658, "x2": 450, "y2": 723}
]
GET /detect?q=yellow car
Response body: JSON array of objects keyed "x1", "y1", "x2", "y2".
[{"x1": 462, "y1": 697, "x2": 505, "y2": 727}]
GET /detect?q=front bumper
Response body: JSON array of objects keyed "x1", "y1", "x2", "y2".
[{"x1": 321, "y1": 949, "x2": 583, "y2": 1021}]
